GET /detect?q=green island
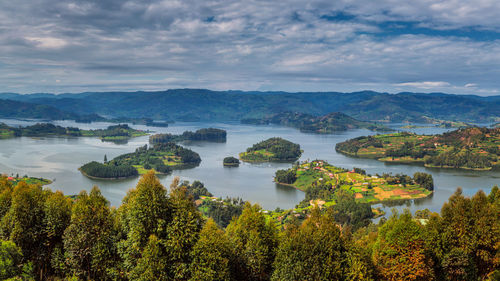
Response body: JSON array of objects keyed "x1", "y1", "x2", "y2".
[
  {"x1": 0, "y1": 174, "x2": 52, "y2": 186},
  {"x1": 149, "y1": 128, "x2": 227, "y2": 144},
  {"x1": 223, "y1": 156, "x2": 240, "y2": 167},
  {"x1": 275, "y1": 160, "x2": 433, "y2": 204},
  {"x1": 239, "y1": 137, "x2": 302, "y2": 162},
  {"x1": 242, "y1": 111, "x2": 392, "y2": 133},
  {"x1": 79, "y1": 143, "x2": 201, "y2": 179},
  {"x1": 0, "y1": 123, "x2": 148, "y2": 142},
  {"x1": 336, "y1": 127, "x2": 500, "y2": 170}
]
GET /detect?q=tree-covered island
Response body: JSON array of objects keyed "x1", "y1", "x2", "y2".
[
  {"x1": 242, "y1": 111, "x2": 392, "y2": 133},
  {"x1": 239, "y1": 137, "x2": 302, "y2": 162},
  {"x1": 149, "y1": 128, "x2": 227, "y2": 144},
  {"x1": 0, "y1": 123, "x2": 148, "y2": 142},
  {"x1": 275, "y1": 160, "x2": 433, "y2": 204},
  {"x1": 79, "y1": 143, "x2": 201, "y2": 179},
  {"x1": 223, "y1": 156, "x2": 240, "y2": 167},
  {"x1": 336, "y1": 127, "x2": 500, "y2": 170}
]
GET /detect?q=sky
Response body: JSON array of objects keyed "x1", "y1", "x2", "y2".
[{"x1": 1, "y1": 0, "x2": 500, "y2": 95}]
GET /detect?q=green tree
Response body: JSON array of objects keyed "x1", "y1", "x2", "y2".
[
  {"x1": 272, "y1": 208, "x2": 347, "y2": 281},
  {"x1": 130, "y1": 235, "x2": 170, "y2": 281},
  {"x1": 373, "y1": 209, "x2": 434, "y2": 281},
  {"x1": 118, "y1": 171, "x2": 171, "y2": 275},
  {"x1": 63, "y1": 186, "x2": 116, "y2": 280},
  {"x1": 189, "y1": 219, "x2": 234, "y2": 281},
  {"x1": 226, "y1": 203, "x2": 278, "y2": 281},
  {"x1": 0, "y1": 240, "x2": 23, "y2": 279}
]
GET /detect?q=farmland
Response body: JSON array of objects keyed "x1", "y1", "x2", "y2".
[
  {"x1": 336, "y1": 127, "x2": 500, "y2": 170},
  {"x1": 275, "y1": 160, "x2": 433, "y2": 204}
]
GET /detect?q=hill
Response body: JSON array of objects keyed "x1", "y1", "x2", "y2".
[
  {"x1": 242, "y1": 111, "x2": 391, "y2": 133},
  {"x1": 336, "y1": 127, "x2": 500, "y2": 170},
  {"x1": 149, "y1": 128, "x2": 226, "y2": 144},
  {"x1": 80, "y1": 143, "x2": 201, "y2": 179},
  {"x1": 240, "y1": 137, "x2": 302, "y2": 162},
  {"x1": 1, "y1": 89, "x2": 498, "y2": 123}
]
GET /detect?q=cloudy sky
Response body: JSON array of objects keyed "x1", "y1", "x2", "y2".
[{"x1": 1, "y1": 0, "x2": 500, "y2": 95}]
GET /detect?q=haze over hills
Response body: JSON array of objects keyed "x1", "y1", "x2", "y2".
[{"x1": 0, "y1": 89, "x2": 499, "y2": 123}]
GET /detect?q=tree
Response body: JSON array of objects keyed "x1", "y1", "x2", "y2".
[
  {"x1": 373, "y1": 210, "x2": 434, "y2": 281},
  {"x1": 272, "y1": 208, "x2": 347, "y2": 281},
  {"x1": 0, "y1": 240, "x2": 23, "y2": 280},
  {"x1": 118, "y1": 171, "x2": 171, "y2": 275},
  {"x1": 63, "y1": 186, "x2": 116, "y2": 280},
  {"x1": 164, "y1": 177, "x2": 203, "y2": 280},
  {"x1": 130, "y1": 235, "x2": 170, "y2": 281},
  {"x1": 226, "y1": 203, "x2": 278, "y2": 281},
  {"x1": 104, "y1": 154, "x2": 107, "y2": 163},
  {"x1": 189, "y1": 219, "x2": 234, "y2": 281}
]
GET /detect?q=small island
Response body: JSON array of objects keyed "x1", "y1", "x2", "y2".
[
  {"x1": 239, "y1": 137, "x2": 302, "y2": 162},
  {"x1": 0, "y1": 123, "x2": 148, "y2": 142},
  {"x1": 336, "y1": 127, "x2": 500, "y2": 170},
  {"x1": 79, "y1": 143, "x2": 201, "y2": 179},
  {"x1": 149, "y1": 128, "x2": 227, "y2": 144},
  {"x1": 241, "y1": 111, "x2": 392, "y2": 133},
  {"x1": 275, "y1": 160, "x2": 433, "y2": 204},
  {"x1": 223, "y1": 156, "x2": 240, "y2": 167},
  {"x1": 1, "y1": 174, "x2": 52, "y2": 186}
]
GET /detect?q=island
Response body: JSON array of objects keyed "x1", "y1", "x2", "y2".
[
  {"x1": 239, "y1": 137, "x2": 302, "y2": 162},
  {"x1": 275, "y1": 160, "x2": 433, "y2": 204},
  {"x1": 336, "y1": 127, "x2": 500, "y2": 170},
  {"x1": 149, "y1": 128, "x2": 227, "y2": 144},
  {"x1": 79, "y1": 143, "x2": 201, "y2": 179},
  {"x1": 1, "y1": 174, "x2": 52, "y2": 186},
  {"x1": 223, "y1": 156, "x2": 240, "y2": 167},
  {"x1": 241, "y1": 111, "x2": 392, "y2": 133},
  {"x1": 0, "y1": 123, "x2": 148, "y2": 142}
]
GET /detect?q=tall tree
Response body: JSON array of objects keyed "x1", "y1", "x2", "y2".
[
  {"x1": 226, "y1": 203, "x2": 278, "y2": 281},
  {"x1": 63, "y1": 186, "x2": 116, "y2": 280},
  {"x1": 272, "y1": 208, "x2": 348, "y2": 281},
  {"x1": 373, "y1": 210, "x2": 434, "y2": 281},
  {"x1": 189, "y1": 219, "x2": 235, "y2": 281}
]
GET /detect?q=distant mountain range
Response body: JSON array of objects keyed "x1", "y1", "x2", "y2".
[{"x1": 0, "y1": 89, "x2": 499, "y2": 123}]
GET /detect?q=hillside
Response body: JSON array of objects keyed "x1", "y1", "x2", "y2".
[
  {"x1": 336, "y1": 127, "x2": 500, "y2": 170},
  {"x1": 242, "y1": 111, "x2": 391, "y2": 133},
  {"x1": 240, "y1": 137, "x2": 302, "y2": 162},
  {"x1": 1, "y1": 89, "x2": 498, "y2": 123}
]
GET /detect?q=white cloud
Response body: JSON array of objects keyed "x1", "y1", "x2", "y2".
[
  {"x1": 25, "y1": 37, "x2": 68, "y2": 49},
  {"x1": 395, "y1": 81, "x2": 451, "y2": 89}
]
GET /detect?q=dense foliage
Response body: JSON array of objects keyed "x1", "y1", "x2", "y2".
[
  {"x1": 336, "y1": 128, "x2": 500, "y2": 170},
  {"x1": 242, "y1": 111, "x2": 391, "y2": 133},
  {"x1": 240, "y1": 137, "x2": 301, "y2": 162},
  {"x1": 223, "y1": 156, "x2": 240, "y2": 166},
  {"x1": 3, "y1": 89, "x2": 499, "y2": 123},
  {"x1": 80, "y1": 143, "x2": 201, "y2": 179},
  {"x1": 0, "y1": 122, "x2": 146, "y2": 141},
  {"x1": 149, "y1": 128, "x2": 226, "y2": 144},
  {"x1": 0, "y1": 174, "x2": 498, "y2": 280}
]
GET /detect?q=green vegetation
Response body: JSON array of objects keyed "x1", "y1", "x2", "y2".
[
  {"x1": 4, "y1": 89, "x2": 499, "y2": 123},
  {"x1": 275, "y1": 160, "x2": 433, "y2": 204},
  {"x1": 242, "y1": 111, "x2": 392, "y2": 133},
  {"x1": 223, "y1": 156, "x2": 240, "y2": 167},
  {"x1": 336, "y1": 127, "x2": 500, "y2": 170},
  {"x1": 239, "y1": 137, "x2": 302, "y2": 162},
  {"x1": 0, "y1": 172, "x2": 497, "y2": 280},
  {"x1": 0, "y1": 174, "x2": 52, "y2": 186},
  {"x1": 80, "y1": 143, "x2": 201, "y2": 179},
  {"x1": 0, "y1": 123, "x2": 148, "y2": 142},
  {"x1": 149, "y1": 128, "x2": 227, "y2": 144}
]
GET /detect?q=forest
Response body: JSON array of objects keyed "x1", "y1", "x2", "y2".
[
  {"x1": 336, "y1": 127, "x2": 500, "y2": 170},
  {"x1": 239, "y1": 137, "x2": 302, "y2": 162},
  {"x1": 80, "y1": 143, "x2": 201, "y2": 179},
  {"x1": 149, "y1": 128, "x2": 227, "y2": 144},
  {"x1": 0, "y1": 173, "x2": 497, "y2": 281},
  {"x1": 242, "y1": 111, "x2": 391, "y2": 133},
  {"x1": 0, "y1": 123, "x2": 147, "y2": 141}
]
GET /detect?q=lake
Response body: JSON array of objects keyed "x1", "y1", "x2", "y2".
[{"x1": 0, "y1": 119, "x2": 498, "y2": 215}]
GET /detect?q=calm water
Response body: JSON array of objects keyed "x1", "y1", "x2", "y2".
[{"x1": 0, "y1": 119, "x2": 498, "y2": 215}]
